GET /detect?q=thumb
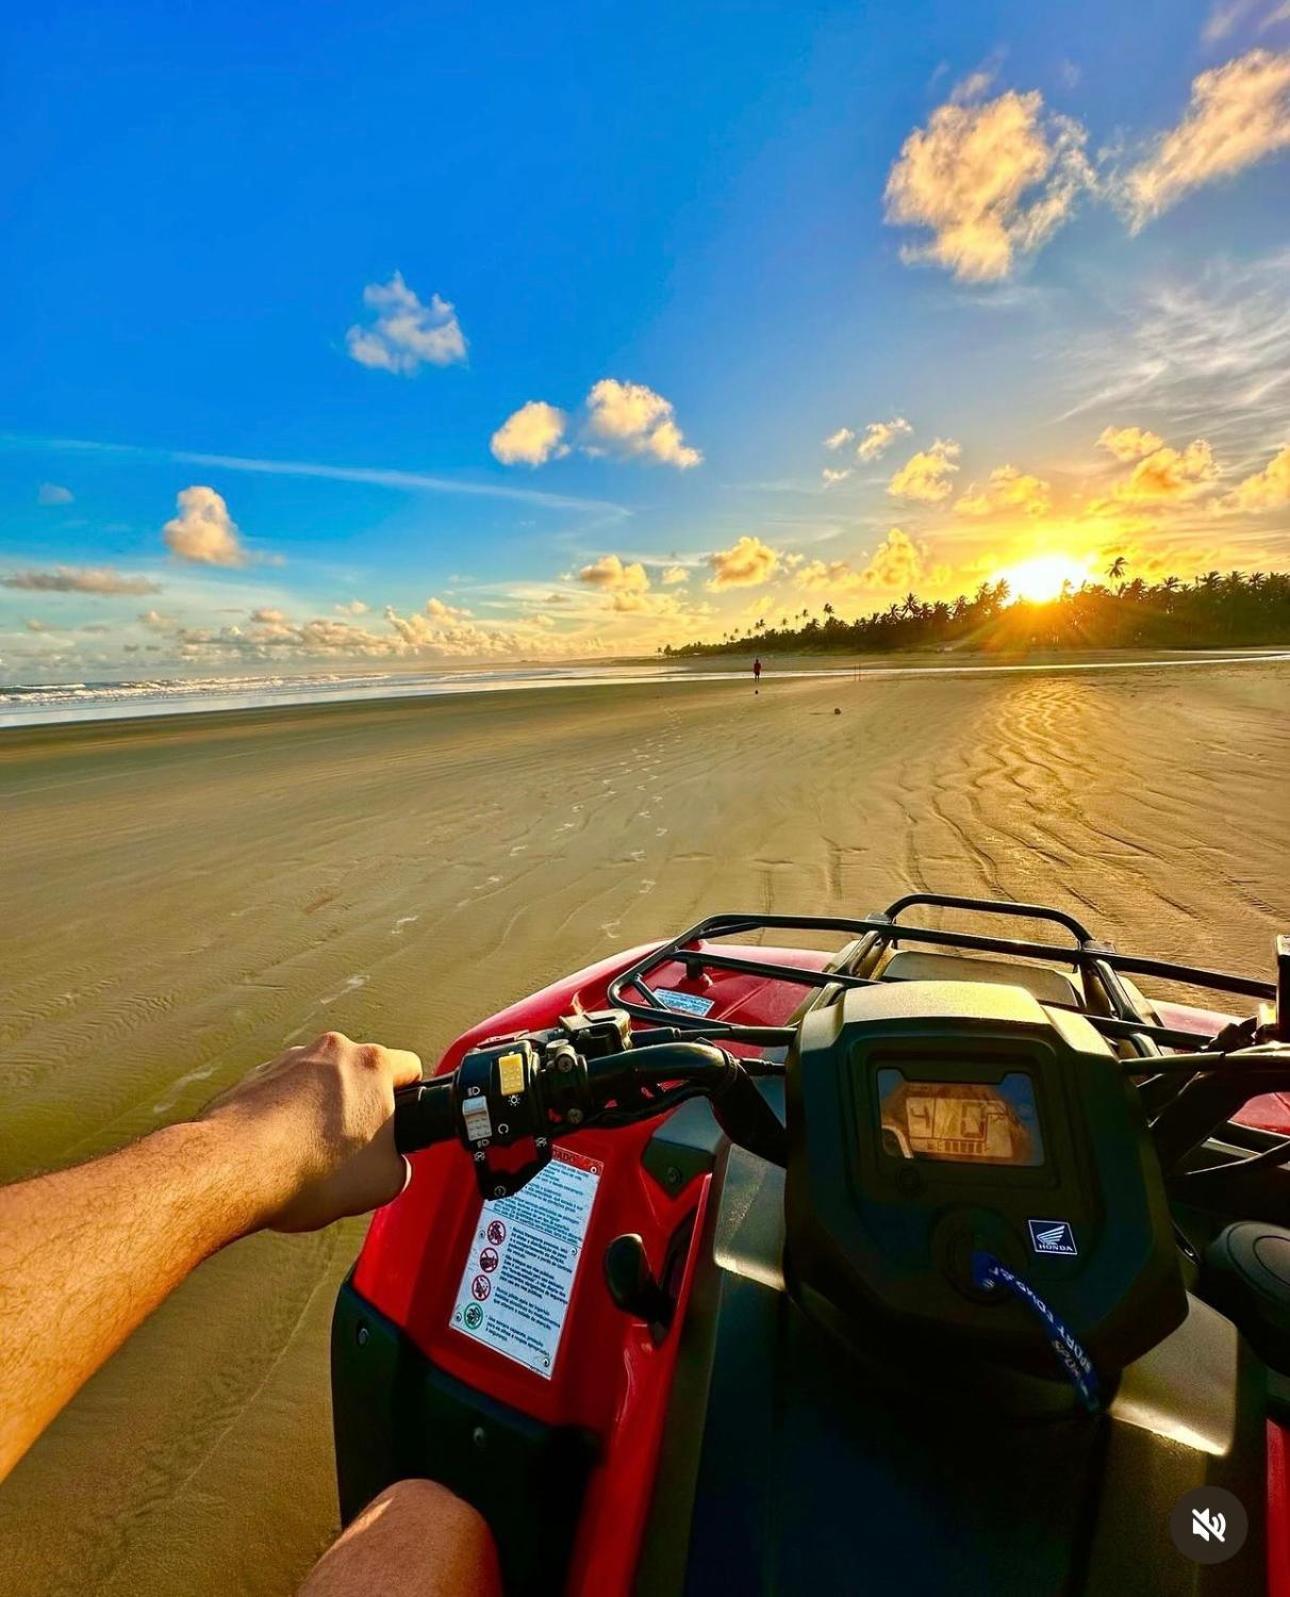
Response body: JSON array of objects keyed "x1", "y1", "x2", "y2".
[{"x1": 384, "y1": 1047, "x2": 423, "y2": 1091}]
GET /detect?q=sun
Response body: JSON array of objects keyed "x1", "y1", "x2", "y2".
[{"x1": 995, "y1": 554, "x2": 1091, "y2": 604}]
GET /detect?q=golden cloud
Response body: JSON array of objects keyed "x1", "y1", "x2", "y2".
[
  {"x1": 953, "y1": 464, "x2": 1051, "y2": 517},
  {"x1": 1097, "y1": 425, "x2": 1165, "y2": 462},
  {"x1": 707, "y1": 535, "x2": 780, "y2": 589},
  {"x1": 1117, "y1": 439, "x2": 1218, "y2": 502},
  {"x1": 576, "y1": 553, "x2": 651, "y2": 594},
  {"x1": 794, "y1": 529, "x2": 929, "y2": 597},
  {"x1": 856, "y1": 416, "x2": 913, "y2": 461},
  {"x1": 888, "y1": 439, "x2": 961, "y2": 503},
  {"x1": 1226, "y1": 442, "x2": 1290, "y2": 510},
  {"x1": 884, "y1": 90, "x2": 1092, "y2": 281}
]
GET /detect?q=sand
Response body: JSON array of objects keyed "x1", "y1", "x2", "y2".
[{"x1": 1, "y1": 656, "x2": 1288, "y2": 1595}]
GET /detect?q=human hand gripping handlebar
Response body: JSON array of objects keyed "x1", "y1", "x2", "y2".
[{"x1": 392, "y1": 1018, "x2": 787, "y2": 1200}]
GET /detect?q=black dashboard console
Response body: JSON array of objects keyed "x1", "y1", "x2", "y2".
[{"x1": 784, "y1": 979, "x2": 1186, "y2": 1386}]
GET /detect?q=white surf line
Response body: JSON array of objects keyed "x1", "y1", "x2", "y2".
[{"x1": 8, "y1": 650, "x2": 1287, "y2": 733}]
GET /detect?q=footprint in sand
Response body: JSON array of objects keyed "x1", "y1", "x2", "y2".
[
  {"x1": 320, "y1": 974, "x2": 369, "y2": 1006},
  {"x1": 391, "y1": 915, "x2": 419, "y2": 935},
  {"x1": 656, "y1": 827, "x2": 668, "y2": 837},
  {"x1": 510, "y1": 843, "x2": 528, "y2": 856},
  {"x1": 626, "y1": 849, "x2": 645, "y2": 862},
  {"x1": 601, "y1": 919, "x2": 622, "y2": 938},
  {"x1": 474, "y1": 876, "x2": 502, "y2": 891},
  {"x1": 638, "y1": 810, "x2": 652, "y2": 819},
  {"x1": 639, "y1": 879, "x2": 656, "y2": 896},
  {"x1": 571, "y1": 804, "x2": 582, "y2": 813}
]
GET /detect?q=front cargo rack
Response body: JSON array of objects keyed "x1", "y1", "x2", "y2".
[{"x1": 606, "y1": 892, "x2": 1283, "y2": 1055}]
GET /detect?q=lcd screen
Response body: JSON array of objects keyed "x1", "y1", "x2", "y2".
[{"x1": 876, "y1": 1069, "x2": 1044, "y2": 1167}]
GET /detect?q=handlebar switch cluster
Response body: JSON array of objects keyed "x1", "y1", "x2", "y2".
[{"x1": 455, "y1": 1036, "x2": 592, "y2": 1200}]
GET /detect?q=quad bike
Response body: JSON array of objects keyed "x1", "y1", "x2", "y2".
[{"x1": 331, "y1": 894, "x2": 1290, "y2": 1595}]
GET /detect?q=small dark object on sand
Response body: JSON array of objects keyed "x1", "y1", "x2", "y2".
[{"x1": 834, "y1": 707, "x2": 842, "y2": 715}]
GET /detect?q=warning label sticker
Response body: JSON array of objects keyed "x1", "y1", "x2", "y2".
[
  {"x1": 655, "y1": 987, "x2": 715, "y2": 1018},
  {"x1": 449, "y1": 1146, "x2": 603, "y2": 1379}
]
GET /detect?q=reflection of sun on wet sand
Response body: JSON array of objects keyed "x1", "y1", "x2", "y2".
[{"x1": 1, "y1": 656, "x2": 1288, "y2": 1597}]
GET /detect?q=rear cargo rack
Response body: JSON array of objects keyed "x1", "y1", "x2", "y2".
[{"x1": 606, "y1": 892, "x2": 1278, "y2": 1052}]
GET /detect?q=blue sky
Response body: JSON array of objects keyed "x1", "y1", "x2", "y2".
[{"x1": 2, "y1": 0, "x2": 1289, "y2": 678}]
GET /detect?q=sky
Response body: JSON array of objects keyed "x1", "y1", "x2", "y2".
[{"x1": 2, "y1": 0, "x2": 1289, "y2": 680}]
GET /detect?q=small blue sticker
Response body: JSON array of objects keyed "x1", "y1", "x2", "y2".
[
  {"x1": 1028, "y1": 1218, "x2": 1078, "y2": 1256},
  {"x1": 655, "y1": 987, "x2": 716, "y2": 1018}
]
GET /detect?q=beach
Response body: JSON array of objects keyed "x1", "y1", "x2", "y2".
[{"x1": 2, "y1": 654, "x2": 1289, "y2": 1596}]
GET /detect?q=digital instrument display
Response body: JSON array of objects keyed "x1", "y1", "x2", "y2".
[{"x1": 877, "y1": 1069, "x2": 1044, "y2": 1167}]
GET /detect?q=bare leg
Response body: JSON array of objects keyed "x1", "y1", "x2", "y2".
[{"x1": 298, "y1": 1479, "x2": 503, "y2": 1597}]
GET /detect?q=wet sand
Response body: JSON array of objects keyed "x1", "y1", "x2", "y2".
[{"x1": 2, "y1": 657, "x2": 1288, "y2": 1595}]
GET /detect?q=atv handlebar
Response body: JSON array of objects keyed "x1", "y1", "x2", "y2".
[{"x1": 392, "y1": 1023, "x2": 786, "y2": 1199}]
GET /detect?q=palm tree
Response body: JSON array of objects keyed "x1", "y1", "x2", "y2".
[{"x1": 1107, "y1": 555, "x2": 1127, "y2": 583}]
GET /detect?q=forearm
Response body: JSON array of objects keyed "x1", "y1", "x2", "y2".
[{"x1": 0, "y1": 1117, "x2": 270, "y2": 1481}]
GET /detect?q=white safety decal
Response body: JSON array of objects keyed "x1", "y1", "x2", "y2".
[{"x1": 449, "y1": 1146, "x2": 603, "y2": 1378}]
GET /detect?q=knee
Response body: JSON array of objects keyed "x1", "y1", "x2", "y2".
[
  {"x1": 369, "y1": 1477, "x2": 492, "y2": 1543},
  {"x1": 299, "y1": 1478, "x2": 501, "y2": 1597}
]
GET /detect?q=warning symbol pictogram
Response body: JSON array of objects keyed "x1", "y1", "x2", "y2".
[
  {"x1": 487, "y1": 1220, "x2": 506, "y2": 1246},
  {"x1": 479, "y1": 1247, "x2": 500, "y2": 1273},
  {"x1": 471, "y1": 1275, "x2": 492, "y2": 1302}
]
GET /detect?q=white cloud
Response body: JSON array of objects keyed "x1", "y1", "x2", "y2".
[
  {"x1": 1, "y1": 566, "x2": 161, "y2": 595},
  {"x1": 334, "y1": 599, "x2": 369, "y2": 615},
  {"x1": 1201, "y1": 1, "x2": 1284, "y2": 43},
  {"x1": 856, "y1": 416, "x2": 913, "y2": 461},
  {"x1": 1117, "y1": 50, "x2": 1290, "y2": 229},
  {"x1": 888, "y1": 438, "x2": 961, "y2": 502},
  {"x1": 491, "y1": 400, "x2": 569, "y2": 466},
  {"x1": 138, "y1": 608, "x2": 175, "y2": 628},
  {"x1": 823, "y1": 427, "x2": 855, "y2": 450},
  {"x1": 661, "y1": 565, "x2": 689, "y2": 585},
  {"x1": 163, "y1": 486, "x2": 246, "y2": 566},
  {"x1": 250, "y1": 606, "x2": 287, "y2": 624},
  {"x1": 706, "y1": 535, "x2": 780, "y2": 590},
  {"x1": 345, "y1": 272, "x2": 467, "y2": 373},
  {"x1": 37, "y1": 482, "x2": 73, "y2": 505},
  {"x1": 884, "y1": 89, "x2": 1093, "y2": 280},
  {"x1": 1225, "y1": 441, "x2": 1290, "y2": 508},
  {"x1": 584, "y1": 379, "x2": 702, "y2": 468},
  {"x1": 953, "y1": 464, "x2": 1051, "y2": 516},
  {"x1": 822, "y1": 467, "x2": 852, "y2": 485}
]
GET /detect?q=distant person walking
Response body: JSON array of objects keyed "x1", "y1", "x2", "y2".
[{"x1": 753, "y1": 656, "x2": 762, "y2": 691}]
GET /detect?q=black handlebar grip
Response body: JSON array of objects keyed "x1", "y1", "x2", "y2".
[{"x1": 393, "y1": 1076, "x2": 457, "y2": 1154}]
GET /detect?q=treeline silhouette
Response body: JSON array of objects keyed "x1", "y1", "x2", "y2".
[{"x1": 665, "y1": 567, "x2": 1290, "y2": 657}]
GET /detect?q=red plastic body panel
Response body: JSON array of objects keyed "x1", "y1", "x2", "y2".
[
  {"x1": 1271, "y1": 1423, "x2": 1289, "y2": 1597},
  {"x1": 351, "y1": 940, "x2": 827, "y2": 1594},
  {"x1": 1154, "y1": 1001, "x2": 1290, "y2": 1134},
  {"x1": 350, "y1": 949, "x2": 1281, "y2": 1592}
]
